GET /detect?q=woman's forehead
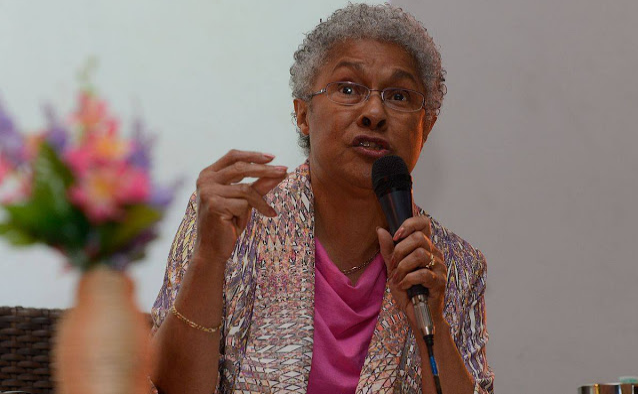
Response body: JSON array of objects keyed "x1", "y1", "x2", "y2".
[{"x1": 319, "y1": 39, "x2": 421, "y2": 85}]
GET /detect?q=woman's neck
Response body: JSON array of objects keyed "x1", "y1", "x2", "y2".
[{"x1": 310, "y1": 167, "x2": 386, "y2": 274}]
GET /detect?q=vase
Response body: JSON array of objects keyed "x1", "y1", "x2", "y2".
[{"x1": 53, "y1": 266, "x2": 151, "y2": 394}]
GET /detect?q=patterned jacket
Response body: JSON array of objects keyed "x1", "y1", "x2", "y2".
[{"x1": 151, "y1": 162, "x2": 494, "y2": 393}]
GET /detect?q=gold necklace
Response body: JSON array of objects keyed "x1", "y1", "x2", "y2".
[{"x1": 340, "y1": 248, "x2": 381, "y2": 275}]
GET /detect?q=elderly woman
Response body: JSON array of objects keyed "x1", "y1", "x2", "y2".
[{"x1": 150, "y1": 3, "x2": 493, "y2": 394}]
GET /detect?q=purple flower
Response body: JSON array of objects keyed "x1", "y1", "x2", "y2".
[
  {"x1": 42, "y1": 104, "x2": 69, "y2": 153},
  {"x1": 127, "y1": 117, "x2": 155, "y2": 170},
  {"x1": 0, "y1": 100, "x2": 25, "y2": 165}
]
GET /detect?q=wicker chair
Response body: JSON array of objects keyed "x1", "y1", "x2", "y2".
[
  {"x1": 0, "y1": 307, "x2": 63, "y2": 394},
  {"x1": 0, "y1": 307, "x2": 153, "y2": 394}
]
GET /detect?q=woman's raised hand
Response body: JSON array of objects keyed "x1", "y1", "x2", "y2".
[{"x1": 194, "y1": 150, "x2": 287, "y2": 265}]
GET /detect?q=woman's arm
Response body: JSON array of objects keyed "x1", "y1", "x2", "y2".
[
  {"x1": 412, "y1": 246, "x2": 493, "y2": 394},
  {"x1": 377, "y1": 218, "x2": 492, "y2": 394},
  {"x1": 150, "y1": 150, "x2": 287, "y2": 394},
  {"x1": 150, "y1": 247, "x2": 226, "y2": 394},
  {"x1": 415, "y1": 319, "x2": 475, "y2": 394}
]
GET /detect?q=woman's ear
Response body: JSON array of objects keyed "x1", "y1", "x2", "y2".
[
  {"x1": 421, "y1": 114, "x2": 437, "y2": 146},
  {"x1": 293, "y1": 98, "x2": 310, "y2": 136}
]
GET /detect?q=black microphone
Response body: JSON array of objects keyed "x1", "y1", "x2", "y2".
[
  {"x1": 372, "y1": 155, "x2": 434, "y2": 338},
  {"x1": 372, "y1": 155, "x2": 442, "y2": 394}
]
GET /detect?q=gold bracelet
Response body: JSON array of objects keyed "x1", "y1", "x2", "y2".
[{"x1": 170, "y1": 305, "x2": 223, "y2": 334}]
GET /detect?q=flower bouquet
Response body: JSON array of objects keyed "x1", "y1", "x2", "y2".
[
  {"x1": 0, "y1": 87, "x2": 176, "y2": 394},
  {"x1": 0, "y1": 88, "x2": 174, "y2": 270}
]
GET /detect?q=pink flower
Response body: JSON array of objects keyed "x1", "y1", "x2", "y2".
[
  {"x1": 71, "y1": 92, "x2": 119, "y2": 135},
  {"x1": 68, "y1": 163, "x2": 150, "y2": 223},
  {"x1": 64, "y1": 128, "x2": 131, "y2": 175},
  {"x1": 0, "y1": 154, "x2": 11, "y2": 184},
  {"x1": 0, "y1": 153, "x2": 32, "y2": 204}
]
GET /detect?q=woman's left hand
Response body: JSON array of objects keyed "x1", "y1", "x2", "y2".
[{"x1": 377, "y1": 216, "x2": 447, "y2": 328}]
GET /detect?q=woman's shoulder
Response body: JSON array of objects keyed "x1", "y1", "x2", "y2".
[
  {"x1": 419, "y1": 210, "x2": 487, "y2": 275},
  {"x1": 262, "y1": 161, "x2": 312, "y2": 206}
]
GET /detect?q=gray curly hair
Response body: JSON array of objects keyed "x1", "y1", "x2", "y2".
[{"x1": 290, "y1": 3, "x2": 446, "y2": 153}]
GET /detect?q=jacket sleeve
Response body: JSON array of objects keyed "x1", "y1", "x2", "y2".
[
  {"x1": 148, "y1": 192, "x2": 225, "y2": 393},
  {"x1": 461, "y1": 250, "x2": 494, "y2": 394},
  {"x1": 150, "y1": 192, "x2": 199, "y2": 333}
]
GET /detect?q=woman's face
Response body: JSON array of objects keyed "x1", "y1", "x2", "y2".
[{"x1": 294, "y1": 39, "x2": 436, "y2": 193}]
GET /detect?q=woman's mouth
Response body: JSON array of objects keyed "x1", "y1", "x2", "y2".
[
  {"x1": 352, "y1": 136, "x2": 391, "y2": 158},
  {"x1": 357, "y1": 140, "x2": 386, "y2": 150}
]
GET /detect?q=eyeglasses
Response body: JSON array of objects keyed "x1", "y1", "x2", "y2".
[{"x1": 308, "y1": 81, "x2": 426, "y2": 113}]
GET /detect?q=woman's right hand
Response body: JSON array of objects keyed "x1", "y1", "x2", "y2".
[
  {"x1": 151, "y1": 149, "x2": 286, "y2": 394},
  {"x1": 193, "y1": 149, "x2": 287, "y2": 266}
]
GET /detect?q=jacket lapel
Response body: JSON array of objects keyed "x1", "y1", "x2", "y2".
[
  {"x1": 355, "y1": 285, "x2": 410, "y2": 394},
  {"x1": 236, "y1": 164, "x2": 317, "y2": 392}
]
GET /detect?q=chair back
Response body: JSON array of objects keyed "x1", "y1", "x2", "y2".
[{"x1": 0, "y1": 307, "x2": 62, "y2": 394}]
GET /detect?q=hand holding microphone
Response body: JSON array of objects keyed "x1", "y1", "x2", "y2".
[{"x1": 377, "y1": 215, "x2": 447, "y2": 331}]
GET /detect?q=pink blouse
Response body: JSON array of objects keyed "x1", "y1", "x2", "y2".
[{"x1": 306, "y1": 239, "x2": 387, "y2": 393}]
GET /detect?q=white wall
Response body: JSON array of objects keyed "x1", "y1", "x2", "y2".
[
  {"x1": 1, "y1": 0, "x2": 637, "y2": 393},
  {"x1": 0, "y1": 0, "x2": 379, "y2": 307},
  {"x1": 395, "y1": 0, "x2": 638, "y2": 392}
]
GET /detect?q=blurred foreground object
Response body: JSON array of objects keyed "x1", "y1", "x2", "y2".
[
  {"x1": 0, "y1": 88, "x2": 175, "y2": 270},
  {"x1": 0, "y1": 87, "x2": 176, "y2": 394}
]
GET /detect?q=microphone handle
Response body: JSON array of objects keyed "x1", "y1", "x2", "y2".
[
  {"x1": 378, "y1": 189, "x2": 413, "y2": 235},
  {"x1": 409, "y1": 285, "x2": 435, "y2": 338},
  {"x1": 407, "y1": 284, "x2": 429, "y2": 299}
]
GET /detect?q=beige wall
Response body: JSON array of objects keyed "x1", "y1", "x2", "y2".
[{"x1": 394, "y1": 0, "x2": 638, "y2": 392}]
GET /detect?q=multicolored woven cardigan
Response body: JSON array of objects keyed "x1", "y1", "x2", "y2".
[{"x1": 151, "y1": 162, "x2": 494, "y2": 393}]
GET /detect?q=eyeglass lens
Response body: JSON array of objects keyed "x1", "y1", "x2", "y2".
[{"x1": 326, "y1": 82, "x2": 423, "y2": 111}]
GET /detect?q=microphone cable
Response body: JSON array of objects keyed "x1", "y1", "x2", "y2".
[{"x1": 408, "y1": 285, "x2": 443, "y2": 394}]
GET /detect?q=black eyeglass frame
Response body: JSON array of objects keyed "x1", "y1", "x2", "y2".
[{"x1": 307, "y1": 81, "x2": 427, "y2": 113}]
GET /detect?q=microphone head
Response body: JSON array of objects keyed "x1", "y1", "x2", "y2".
[{"x1": 371, "y1": 155, "x2": 412, "y2": 197}]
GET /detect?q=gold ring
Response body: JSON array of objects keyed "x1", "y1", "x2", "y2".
[{"x1": 426, "y1": 253, "x2": 436, "y2": 269}]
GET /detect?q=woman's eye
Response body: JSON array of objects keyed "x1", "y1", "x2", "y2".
[
  {"x1": 389, "y1": 90, "x2": 409, "y2": 101},
  {"x1": 339, "y1": 86, "x2": 354, "y2": 95}
]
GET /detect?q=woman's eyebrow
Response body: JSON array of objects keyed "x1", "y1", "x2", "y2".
[
  {"x1": 331, "y1": 60, "x2": 365, "y2": 74},
  {"x1": 390, "y1": 69, "x2": 419, "y2": 85},
  {"x1": 331, "y1": 61, "x2": 418, "y2": 85}
]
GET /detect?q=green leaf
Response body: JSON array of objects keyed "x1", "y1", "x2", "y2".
[
  {"x1": 0, "y1": 143, "x2": 90, "y2": 249},
  {"x1": 0, "y1": 222, "x2": 37, "y2": 246},
  {"x1": 98, "y1": 204, "x2": 162, "y2": 255}
]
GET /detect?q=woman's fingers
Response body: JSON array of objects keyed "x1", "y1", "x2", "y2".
[
  {"x1": 377, "y1": 227, "x2": 395, "y2": 269},
  {"x1": 392, "y1": 247, "x2": 432, "y2": 280},
  {"x1": 392, "y1": 215, "x2": 432, "y2": 241},
  {"x1": 213, "y1": 196, "x2": 250, "y2": 221},
  {"x1": 251, "y1": 174, "x2": 287, "y2": 196},
  {"x1": 390, "y1": 230, "x2": 442, "y2": 271},
  {"x1": 396, "y1": 267, "x2": 445, "y2": 292},
  {"x1": 217, "y1": 184, "x2": 277, "y2": 217},
  {"x1": 216, "y1": 161, "x2": 288, "y2": 184},
  {"x1": 209, "y1": 149, "x2": 275, "y2": 172},
  {"x1": 392, "y1": 247, "x2": 445, "y2": 284}
]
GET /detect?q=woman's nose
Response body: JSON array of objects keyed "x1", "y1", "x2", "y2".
[{"x1": 357, "y1": 93, "x2": 387, "y2": 130}]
